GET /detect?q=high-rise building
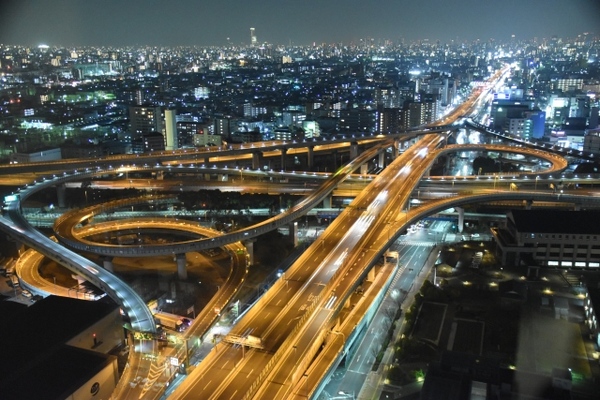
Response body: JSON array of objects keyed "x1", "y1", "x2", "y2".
[
  {"x1": 377, "y1": 107, "x2": 402, "y2": 134},
  {"x1": 214, "y1": 117, "x2": 232, "y2": 139},
  {"x1": 336, "y1": 110, "x2": 377, "y2": 133},
  {"x1": 250, "y1": 27, "x2": 257, "y2": 46},
  {"x1": 164, "y1": 109, "x2": 177, "y2": 150},
  {"x1": 401, "y1": 101, "x2": 438, "y2": 129},
  {"x1": 506, "y1": 111, "x2": 545, "y2": 140},
  {"x1": 129, "y1": 105, "x2": 162, "y2": 138},
  {"x1": 590, "y1": 107, "x2": 599, "y2": 129},
  {"x1": 132, "y1": 132, "x2": 165, "y2": 153}
]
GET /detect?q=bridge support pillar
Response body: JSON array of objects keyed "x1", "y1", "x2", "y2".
[
  {"x1": 218, "y1": 174, "x2": 228, "y2": 181},
  {"x1": 322, "y1": 195, "x2": 332, "y2": 209},
  {"x1": 378, "y1": 152, "x2": 385, "y2": 169},
  {"x1": 280, "y1": 148, "x2": 288, "y2": 170},
  {"x1": 57, "y1": 183, "x2": 67, "y2": 208},
  {"x1": 176, "y1": 253, "x2": 188, "y2": 280},
  {"x1": 288, "y1": 221, "x2": 298, "y2": 247},
  {"x1": 350, "y1": 142, "x2": 359, "y2": 159},
  {"x1": 457, "y1": 207, "x2": 465, "y2": 233},
  {"x1": 344, "y1": 296, "x2": 352, "y2": 309},
  {"x1": 252, "y1": 152, "x2": 261, "y2": 170},
  {"x1": 243, "y1": 240, "x2": 254, "y2": 266},
  {"x1": 307, "y1": 146, "x2": 314, "y2": 170},
  {"x1": 525, "y1": 200, "x2": 533, "y2": 210},
  {"x1": 392, "y1": 139, "x2": 400, "y2": 159},
  {"x1": 367, "y1": 267, "x2": 375, "y2": 282},
  {"x1": 360, "y1": 163, "x2": 369, "y2": 175},
  {"x1": 155, "y1": 170, "x2": 164, "y2": 180},
  {"x1": 102, "y1": 257, "x2": 114, "y2": 272}
]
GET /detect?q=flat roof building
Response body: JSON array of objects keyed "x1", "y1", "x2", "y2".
[
  {"x1": 0, "y1": 296, "x2": 124, "y2": 400},
  {"x1": 493, "y1": 209, "x2": 600, "y2": 270}
]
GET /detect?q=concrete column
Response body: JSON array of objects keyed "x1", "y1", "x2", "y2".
[
  {"x1": 344, "y1": 297, "x2": 352, "y2": 309},
  {"x1": 252, "y1": 152, "x2": 261, "y2": 170},
  {"x1": 307, "y1": 146, "x2": 314, "y2": 170},
  {"x1": 322, "y1": 195, "x2": 332, "y2": 209},
  {"x1": 392, "y1": 139, "x2": 400, "y2": 158},
  {"x1": 360, "y1": 163, "x2": 369, "y2": 175},
  {"x1": 176, "y1": 253, "x2": 187, "y2": 280},
  {"x1": 525, "y1": 200, "x2": 533, "y2": 210},
  {"x1": 102, "y1": 257, "x2": 114, "y2": 272},
  {"x1": 170, "y1": 281, "x2": 177, "y2": 299},
  {"x1": 155, "y1": 170, "x2": 164, "y2": 180},
  {"x1": 367, "y1": 267, "x2": 375, "y2": 281},
  {"x1": 378, "y1": 152, "x2": 385, "y2": 169},
  {"x1": 350, "y1": 142, "x2": 359, "y2": 159},
  {"x1": 57, "y1": 183, "x2": 66, "y2": 208},
  {"x1": 445, "y1": 157, "x2": 451, "y2": 175},
  {"x1": 289, "y1": 221, "x2": 298, "y2": 247},
  {"x1": 280, "y1": 148, "x2": 287, "y2": 170},
  {"x1": 243, "y1": 240, "x2": 254, "y2": 266},
  {"x1": 457, "y1": 207, "x2": 464, "y2": 233},
  {"x1": 218, "y1": 174, "x2": 228, "y2": 182}
]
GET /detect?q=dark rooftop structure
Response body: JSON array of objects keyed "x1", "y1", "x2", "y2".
[
  {"x1": 0, "y1": 296, "x2": 119, "y2": 399},
  {"x1": 508, "y1": 209, "x2": 600, "y2": 235},
  {"x1": 421, "y1": 351, "x2": 572, "y2": 400}
]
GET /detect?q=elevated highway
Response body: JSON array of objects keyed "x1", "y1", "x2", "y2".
[
  {"x1": 0, "y1": 125, "x2": 454, "y2": 180},
  {"x1": 465, "y1": 118, "x2": 598, "y2": 162},
  {"x1": 48, "y1": 138, "x2": 397, "y2": 257},
  {"x1": 0, "y1": 194, "x2": 157, "y2": 334},
  {"x1": 0, "y1": 132, "x2": 398, "y2": 400},
  {"x1": 169, "y1": 133, "x2": 448, "y2": 400},
  {"x1": 7, "y1": 64, "x2": 586, "y2": 400}
]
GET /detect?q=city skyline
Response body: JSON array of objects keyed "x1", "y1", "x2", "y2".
[{"x1": 1, "y1": 0, "x2": 600, "y2": 47}]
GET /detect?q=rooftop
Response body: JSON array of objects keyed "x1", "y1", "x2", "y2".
[
  {"x1": 509, "y1": 209, "x2": 600, "y2": 235},
  {"x1": 0, "y1": 295, "x2": 117, "y2": 378}
]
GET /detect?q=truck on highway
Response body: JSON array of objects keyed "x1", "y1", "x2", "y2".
[{"x1": 155, "y1": 312, "x2": 192, "y2": 332}]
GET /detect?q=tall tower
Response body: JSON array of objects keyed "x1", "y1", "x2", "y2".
[
  {"x1": 250, "y1": 27, "x2": 257, "y2": 46},
  {"x1": 164, "y1": 109, "x2": 178, "y2": 150}
]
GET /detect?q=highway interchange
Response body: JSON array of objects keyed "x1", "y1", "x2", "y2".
[{"x1": 3, "y1": 65, "x2": 600, "y2": 399}]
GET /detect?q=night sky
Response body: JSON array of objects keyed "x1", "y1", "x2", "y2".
[{"x1": 1, "y1": 0, "x2": 599, "y2": 47}]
